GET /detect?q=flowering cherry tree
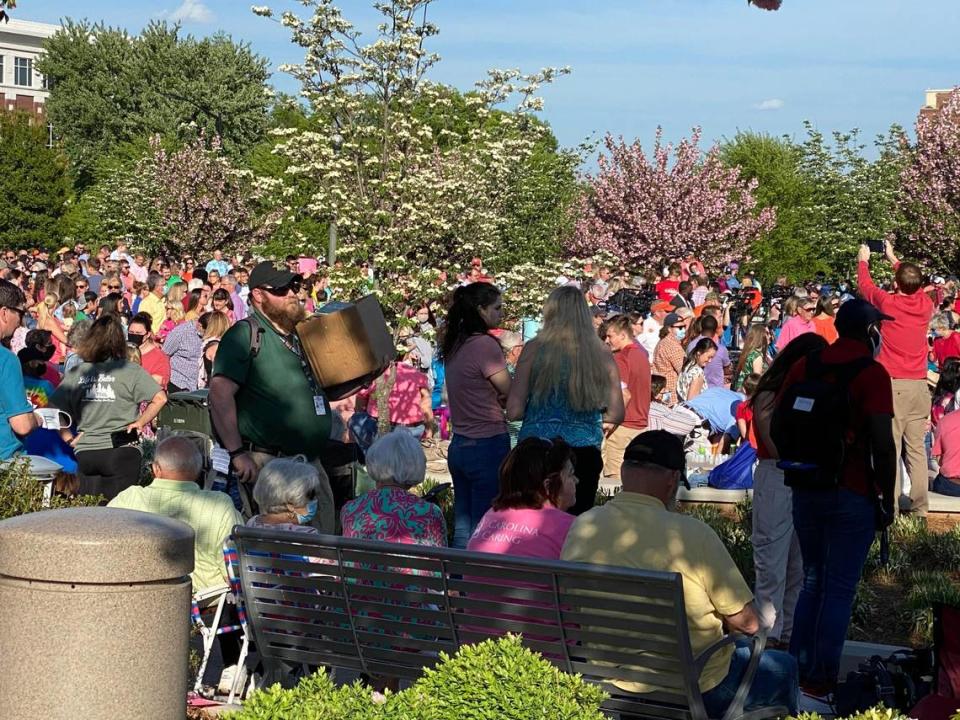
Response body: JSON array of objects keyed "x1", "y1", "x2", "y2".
[
  {"x1": 80, "y1": 134, "x2": 276, "y2": 257},
  {"x1": 252, "y1": 0, "x2": 569, "y2": 295},
  {"x1": 898, "y1": 88, "x2": 960, "y2": 269},
  {"x1": 570, "y1": 128, "x2": 776, "y2": 271}
]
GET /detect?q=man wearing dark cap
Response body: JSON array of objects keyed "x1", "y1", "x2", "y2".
[
  {"x1": 775, "y1": 297, "x2": 896, "y2": 696},
  {"x1": 209, "y1": 261, "x2": 335, "y2": 532},
  {"x1": 562, "y1": 431, "x2": 798, "y2": 716}
]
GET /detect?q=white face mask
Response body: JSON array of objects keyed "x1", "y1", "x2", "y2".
[{"x1": 676, "y1": 327, "x2": 687, "y2": 341}]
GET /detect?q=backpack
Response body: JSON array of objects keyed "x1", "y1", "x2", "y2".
[
  {"x1": 240, "y1": 314, "x2": 265, "y2": 358},
  {"x1": 771, "y1": 350, "x2": 873, "y2": 490}
]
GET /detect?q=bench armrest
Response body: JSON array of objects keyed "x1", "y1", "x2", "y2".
[{"x1": 693, "y1": 628, "x2": 769, "y2": 720}]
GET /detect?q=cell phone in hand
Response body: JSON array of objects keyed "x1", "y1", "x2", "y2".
[{"x1": 866, "y1": 239, "x2": 885, "y2": 253}]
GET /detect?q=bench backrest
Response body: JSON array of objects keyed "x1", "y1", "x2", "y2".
[{"x1": 232, "y1": 526, "x2": 706, "y2": 720}]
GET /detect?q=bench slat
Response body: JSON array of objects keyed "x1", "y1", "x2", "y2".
[
  {"x1": 558, "y1": 591, "x2": 678, "y2": 617},
  {"x1": 562, "y1": 627, "x2": 684, "y2": 656},
  {"x1": 244, "y1": 584, "x2": 348, "y2": 609},
  {"x1": 447, "y1": 579, "x2": 556, "y2": 603},
  {"x1": 568, "y1": 660, "x2": 687, "y2": 691},
  {"x1": 448, "y1": 594, "x2": 559, "y2": 621},
  {"x1": 255, "y1": 616, "x2": 356, "y2": 642}
]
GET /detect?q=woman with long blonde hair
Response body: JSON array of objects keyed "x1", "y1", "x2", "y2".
[{"x1": 507, "y1": 285, "x2": 624, "y2": 514}]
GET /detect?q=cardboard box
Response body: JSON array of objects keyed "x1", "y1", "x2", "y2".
[{"x1": 296, "y1": 295, "x2": 395, "y2": 400}]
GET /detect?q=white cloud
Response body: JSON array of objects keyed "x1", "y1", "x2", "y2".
[
  {"x1": 753, "y1": 98, "x2": 785, "y2": 111},
  {"x1": 169, "y1": 0, "x2": 215, "y2": 24}
]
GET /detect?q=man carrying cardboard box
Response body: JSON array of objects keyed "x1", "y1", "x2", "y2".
[{"x1": 209, "y1": 261, "x2": 335, "y2": 534}]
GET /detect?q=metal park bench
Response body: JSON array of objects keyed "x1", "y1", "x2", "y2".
[{"x1": 232, "y1": 525, "x2": 785, "y2": 720}]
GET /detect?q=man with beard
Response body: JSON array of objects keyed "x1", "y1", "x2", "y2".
[{"x1": 209, "y1": 261, "x2": 335, "y2": 532}]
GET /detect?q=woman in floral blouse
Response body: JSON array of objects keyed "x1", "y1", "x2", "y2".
[{"x1": 341, "y1": 430, "x2": 446, "y2": 548}]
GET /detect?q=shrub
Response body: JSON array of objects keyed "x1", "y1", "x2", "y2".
[
  {"x1": 0, "y1": 458, "x2": 102, "y2": 520},
  {"x1": 226, "y1": 635, "x2": 607, "y2": 720},
  {"x1": 789, "y1": 707, "x2": 911, "y2": 720}
]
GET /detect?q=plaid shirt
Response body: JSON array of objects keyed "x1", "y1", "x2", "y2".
[
  {"x1": 108, "y1": 479, "x2": 242, "y2": 592},
  {"x1": 162, "y1": 321, "x2": 202, "y2": 391},
  {"x1": 652, "y1": 335, "x2": 685, "y2": 404}
]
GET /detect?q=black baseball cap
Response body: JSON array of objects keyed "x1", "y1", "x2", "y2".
[
  {"x1": 248, "y1": 261, "x2": 298, "y2": 290},
  {"x1": 835, "y1": 298, "x2": 893, "y2": 336},
  {"x1": 623, "y1": 431, "x2": 686, "y2": 472}
]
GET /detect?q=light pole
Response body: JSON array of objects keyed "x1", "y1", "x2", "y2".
[{"x1": 328, "y1": 133, "x2": 343, "y2": 266}]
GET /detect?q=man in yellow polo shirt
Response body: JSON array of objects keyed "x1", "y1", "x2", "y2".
[
  {"x1": 561, "y1": 431, "x2": 798, "y2": 717},
  {"x1": 138, "y1": 272, "x2": 167, "y2": 341},
  {"x1": 108, "y1": 435, "x2": 241, "y2": 594}
]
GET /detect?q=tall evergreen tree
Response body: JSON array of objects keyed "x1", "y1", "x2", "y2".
[{"x1": 0, "y1": 112, "x2": 70, "y2": 250}]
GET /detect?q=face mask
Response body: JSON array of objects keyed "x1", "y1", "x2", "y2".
[
  {"x1": 676, "y1": 327, "x2": 686, "y2": 341},
  {"x1": 296, "y1": 499, "x2": 318, "y2": 525},
  {"x1": 868, "y1": 325, "x2": 882, "y2": 359},
  {"x1": 127, "y1": 333, "x2": 146, "y2": 347}
]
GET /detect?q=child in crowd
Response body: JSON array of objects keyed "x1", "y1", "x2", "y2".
[
  {"x1": 735, "y1": 373, "x2": 762, "y2": 450},
  {"x1": 646, "y1": 375, "x2": 671, "y2": 432}
]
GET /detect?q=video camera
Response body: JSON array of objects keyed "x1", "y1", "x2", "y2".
[{"x1": 607, "y1": 288, "x2": 659, "y2": 316}]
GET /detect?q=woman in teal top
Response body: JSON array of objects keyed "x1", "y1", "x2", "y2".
[{"x1": 507, "y1": 286, "x2": 623, "y2": 515}]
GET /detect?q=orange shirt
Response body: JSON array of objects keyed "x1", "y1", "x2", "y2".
[{"x1": 812, "y1": 315, "x2": 838, "y2": 344}]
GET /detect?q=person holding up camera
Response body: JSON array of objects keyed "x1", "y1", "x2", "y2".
[{"x1": 858, "y1": 241, "x2": 935, "y2": 516}]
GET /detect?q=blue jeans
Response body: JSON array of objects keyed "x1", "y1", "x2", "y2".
[
  {"x1": 701, "y1": 641, "x2": 799, "y2": 717},
  {"x1": 790, "y1": 488, "x2": 876, "y2": 687},
  {"x1": 448, "y1": 433, "x2": 510, "y2": 549},
  {"x1": 933, "y1": 473, "x2": 960, "y2": 497}
]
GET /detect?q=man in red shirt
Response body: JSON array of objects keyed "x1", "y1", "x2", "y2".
[
  {"x1": 857, "y1": 241, "x2": 935, "y2": 516},
  {"x1": 602, "y1": 315, "x2": 652, "y2": 481},
  {"x1": 777, "y1": 298, "x2": 896, "y2": 694}
]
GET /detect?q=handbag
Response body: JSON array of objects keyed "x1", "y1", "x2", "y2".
[
  {"x1": 347, "y1": 364, "x2": 398, "y2": 453},
  {"x1": 707, "y1": 442, "x2": 756, "y2": 490}
]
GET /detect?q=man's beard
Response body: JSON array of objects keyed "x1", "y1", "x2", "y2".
[{"x1": 261, "y1": 298, "x2": 307, "y2": 334}]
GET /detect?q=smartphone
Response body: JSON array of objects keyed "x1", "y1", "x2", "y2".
[{"x1": 866, "y1": 239, "x2": 885, "y2": 253}]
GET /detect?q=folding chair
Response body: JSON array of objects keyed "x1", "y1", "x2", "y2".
[
  {"x1": 223, "y1": 543, "x2": 253, "y2": 704},
  {"x1": 190, "y1": 584, "x2": 233, "y2": 696}
]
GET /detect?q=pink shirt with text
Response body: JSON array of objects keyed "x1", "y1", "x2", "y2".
[{"x1": 467, "y1": 506, "x2": 575, "y2": 561}]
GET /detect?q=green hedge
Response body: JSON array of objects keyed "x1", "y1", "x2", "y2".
[
  {"x1": 226, "y1": 635, "x2": 607, "y2": 720},
  {"x1": 790, "y1": 707, "x2": 912, "y2": 720},
  {"x1": 0, "y1": 458, "x2": 102, "y2": 519}
]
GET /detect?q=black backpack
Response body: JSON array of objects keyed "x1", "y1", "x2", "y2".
[{"x1": 771, "y1": 350, "x2": 873, "y2": 490}]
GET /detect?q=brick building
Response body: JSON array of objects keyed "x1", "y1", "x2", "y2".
[
  {"x1": 920, "y1": 88, "x2": 958, "y2": 120},
  {"x1": 0, "y1": 18, "x2": 58, "y2": 119}
]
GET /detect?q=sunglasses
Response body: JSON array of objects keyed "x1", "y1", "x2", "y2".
[
  {"x1": 108, "y1": 285, "x2": 122, "y2": 290},
  {"x1": 263, "y1": 279, "x2": 302, "y2": 296},
  {"x1": 2, "y1": 305, "x2": 26, "y2": 322},
  {"x1": 76, "y1": 284, "x2": 88, "y2": 289}
]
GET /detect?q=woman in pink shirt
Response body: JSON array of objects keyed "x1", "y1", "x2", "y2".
[
  {"x1": 467, "y1": 437, "x2": 577, "y2": 560},
  {"x1": 775, "y1": 296, "x2": 817, "y2": 353}
]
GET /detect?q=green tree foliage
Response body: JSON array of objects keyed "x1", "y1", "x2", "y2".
[
  {"x1": 0, "y1": 112, "x2": 70, "y2": 250},
  {"x1": 719, "y1": 131, "x2": 817, "y2": 283},
  {"x1": 795, "y1": 122, "x2": 907, "y2": 280},
  {"x1": 37, "y1": 20, "x2": 271, "y2": 187},
  {"x1": 719, "y1": 124, "x2": 907, "y2": 283}
]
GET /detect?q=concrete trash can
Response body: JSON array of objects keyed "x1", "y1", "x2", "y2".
[{"x1": 0, "y1": 507, "x2": 195, "y2": 719}]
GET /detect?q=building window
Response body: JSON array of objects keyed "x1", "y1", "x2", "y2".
[
  {"x1": 0, "y1": 56, "x2": 4, "y2": 85},
  {"x1": 14, "y1": 57, "x2": 32, "y2": 88}
]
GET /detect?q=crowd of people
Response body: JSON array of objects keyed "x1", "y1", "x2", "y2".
[{"x1": 0, "y1": 236, "x2": 956, "y2": 711}]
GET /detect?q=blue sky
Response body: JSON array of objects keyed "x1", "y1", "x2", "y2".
[{"x1": 21, "y1": 0, "x2": 960, "y2": 161}]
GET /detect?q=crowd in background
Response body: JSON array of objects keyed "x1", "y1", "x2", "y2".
[{"x1": 1, "y1": 236, "x2": 958, "y2": 710}]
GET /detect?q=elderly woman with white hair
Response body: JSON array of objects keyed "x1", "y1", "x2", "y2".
[
  {"x1": 246, "y1": 457, "x2": 335, "y2": 534},
  {"x1": 341, "y1": 430, "x2": 446, "y2": 547}
]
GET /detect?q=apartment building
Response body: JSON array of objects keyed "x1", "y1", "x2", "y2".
[{"x1": 0, "y1": 18, "x2": 59, "y2": 117}]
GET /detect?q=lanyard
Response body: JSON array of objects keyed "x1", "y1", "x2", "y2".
[{"x1": 274, "y1": 326, "x2": 324, "y2": 398}]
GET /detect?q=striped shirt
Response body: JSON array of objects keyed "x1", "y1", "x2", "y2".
[
  {"x1": 162, "y1": 322, "x2": 203, "y2": 391},
  {"x1": 108, "y1": 479, "x2": 242, "y2": 592}
]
